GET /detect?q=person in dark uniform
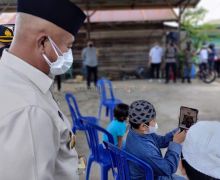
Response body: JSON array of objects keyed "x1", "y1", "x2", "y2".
[{"x1": 0, "y1": 25, "x2": 13, "y2": 57}]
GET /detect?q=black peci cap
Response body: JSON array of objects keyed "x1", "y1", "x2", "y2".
[
  {"x1": 0, "y1": 25, "x2": 13, "y2": 44},
  {"x1": 17, "y1": 0, "x2": 86, "y2": 36}
]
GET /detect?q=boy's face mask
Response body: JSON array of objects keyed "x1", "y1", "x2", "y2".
[
  {"x1": 144, "y1": 122, "x2": 159, "y2": 134},
  {"x1": 149, "y1": 123, "x2": 159, "y2": 134},
  {"x1": 42, "y1": 37, "x2": 74, "y2": 76}
]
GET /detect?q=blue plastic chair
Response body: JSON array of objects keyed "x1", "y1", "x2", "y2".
[
  {"x1": 103, "y1": 141, "x2": 154, "y2": 180},
  {"x1": 97, "y1": 78, "x2": 122, "y2": 121},
  {"x1": 81, "y1": 118, "x2": 114, "y2": 180},
  {"x1": 65, "y1": 93, "x2": 98, "y2": 134}
]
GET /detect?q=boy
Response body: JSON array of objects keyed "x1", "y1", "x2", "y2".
[
  {"x1": 103, "y1": 103, "x2": 129, "y2": 148},
  {"x1": 126, "y1": 100, "x2": 186, "y2": 180}
]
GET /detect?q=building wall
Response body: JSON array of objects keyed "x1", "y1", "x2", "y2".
[{"x1": 72, "y1": 23, "x2": 173, "y2": 80}]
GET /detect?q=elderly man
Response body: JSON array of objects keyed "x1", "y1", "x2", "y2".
[{"x1": 0, "y1": 0, "x2": 85, "y2": 180}]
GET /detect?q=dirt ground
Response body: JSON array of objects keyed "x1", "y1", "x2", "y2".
[{"x1": 52, "y1": 79, "x2": 220, "y2": 180}]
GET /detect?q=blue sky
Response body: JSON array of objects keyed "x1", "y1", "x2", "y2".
[{"x1": 198, "y1": 0, "x2": 220, "y2": 22}]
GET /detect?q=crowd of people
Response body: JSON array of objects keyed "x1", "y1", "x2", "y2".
[{"x1": 149, "y1": 41, "x2": 220, "y2": 84}]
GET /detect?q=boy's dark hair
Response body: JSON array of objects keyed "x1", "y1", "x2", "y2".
[
  {"x1": 114, "y1": 103, "x2": 129, "y2": 122},
  {"x1": 129, "y1": 121, "x2": 149, "y2": 130},
  {"x1": 181, "y1": 155, "x2": 219, "y2": 180}
]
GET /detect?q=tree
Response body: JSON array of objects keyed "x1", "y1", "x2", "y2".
[{"x1": 181, "y1": 7, "x2": 215, "y2": 49}]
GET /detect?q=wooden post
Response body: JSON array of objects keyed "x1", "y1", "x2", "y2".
[
  {"x1": 86, "y1": 13, "x2": 91, "y2": 41},
  {"x1": 177, "y1": 0, "x2": 191, "y2": 49}
]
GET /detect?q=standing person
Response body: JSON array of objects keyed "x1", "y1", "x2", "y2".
[
  {"x1": 82, "y1": 41, "x2": 98, "y2": 89},
  {"x1": 198, "y1": 43, "x2": 209, "y2": 73},
  {"x1": 0, "y1": 25, "x2": 13, "y2": 57},
  {"x1": 149, "y1": 42, "x2": 163, "y2": 82},
  {"x1": 182, "y1": 41, "x2": 194, "y2": 83},
  {"x1": 165, "y1": 42, "x2": 178, "y2": 84},
  {"x1": 208, "y1": 43, "x2": 216, "y2": 71},
  {"x1": 0, "y1": 0, "x2": 86, "y2": 180}
]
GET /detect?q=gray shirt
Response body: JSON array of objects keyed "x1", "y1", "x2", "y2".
[
  {"x1": 82, "y1": 47, "x2": 98, "y2": 67},
  {"x1": 165, "y1": 46, "x2": 177, "y2": 63}
]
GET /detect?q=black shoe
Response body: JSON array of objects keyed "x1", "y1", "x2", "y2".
[
  {"x1": 187, "y1": 79, "x2": 191, "y2": 83},
  {"x1": 182, "y1": 79, "x2": 185, "y2": 83}
]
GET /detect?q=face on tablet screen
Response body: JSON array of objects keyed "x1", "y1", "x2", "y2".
[{"x1": 179, "y1": 107, "x2": 198, "y2": 130}]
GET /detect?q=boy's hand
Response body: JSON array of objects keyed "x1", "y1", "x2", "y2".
[{"x1": 173, "y1": 130, "x2": 186, "y2": 144}]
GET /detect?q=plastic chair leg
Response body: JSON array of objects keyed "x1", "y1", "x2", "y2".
[
  {"x1": 86, "y1": 156, "x2": 93, "y2": 180},
  {"x1": 109, "y1": 107, "x2": 114, "y2": 121},
  {"x1": 72, "y1": 127, "x2": 76, "y2": 134},
  {"x1": 106, "y1": 107, "x2": 109, "y2": 117},
  {"x1": 101, "y1": 165, "x2": 109, "y2": 180},
  {"x1": 98, "y1": 105, "x2": 102, "y2": 120}
]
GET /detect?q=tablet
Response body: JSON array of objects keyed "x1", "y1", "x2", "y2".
[{"x1": 179, "y1": 106, "x2": 198, "y2": 130}]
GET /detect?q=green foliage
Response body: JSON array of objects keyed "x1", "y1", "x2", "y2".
[
  {"x1": 182, "y1": 7, "x2": 207, "y2": 26},
  {"x1": 181, "y1": 7, "x2": 216, "y2": 49}
]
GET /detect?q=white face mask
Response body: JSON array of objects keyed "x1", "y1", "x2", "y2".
[
  {"x1": 144, "y1": 123, "x2": 159, "y2": 134},
  {"x1": 42, "y1": 37, "x2": 74, "y2": 76}
]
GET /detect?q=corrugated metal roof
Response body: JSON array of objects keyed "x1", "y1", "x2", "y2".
[
  {"x1": 0, "y1": 12, "x2": 15, "y2": 24},
  {"x1": 71, "y1": 0, "x2": 200, "y2": 10},
  {"x1": 0, "y1": 9, "x2": 177, "y2": 25},
  {"x1": 0, "y1": 0, "x2": 200, "y2": 12},
  {"x1": 88, "y1": 9, "x2": 177, "y2": 23}
]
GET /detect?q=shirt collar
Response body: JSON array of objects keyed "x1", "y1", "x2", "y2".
[{"x1": 1, "y1": 50, "x2": 53, "y2": 93}]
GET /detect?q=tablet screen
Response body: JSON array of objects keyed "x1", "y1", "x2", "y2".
[{"x1": 179, "y1": 106, "x2": 198, "y2": 130}]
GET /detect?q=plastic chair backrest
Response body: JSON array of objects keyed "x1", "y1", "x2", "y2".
[
  {"x1": 65, "y1": 93, "x2": 82, "y2": 127},
  {"x1": 81, "y1": 119, "x2": 114, "y2": 162},
  {"x1": 97, "y1": 78, "x2": 115, "y2": 103},
  {"x1": 103, "y1": 141, "x2": 154, "y2": 180}
]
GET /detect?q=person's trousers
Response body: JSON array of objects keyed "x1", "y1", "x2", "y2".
[
  {"x1": 86, "y1": 65, "x2": 98, "y2": 88},
  {"x1": 182, "y1": 63, "x2": 192, "y2": 80},
  {"x1": 165, "y1": 63, "x2": 177, "y2": 82},
  {"x1": 215, "y1": 61, "x2": 220, "y2": 77},
  {"x1": 199, "y1": 63, "x2": 207, "y2": 72},
  {"x1": 56, "y1": 75, "x2": 61, "y2": 91},
  {"x1": 208, "y1": 60, "x2": 215, "y2": 71},
  {"x1": 151, "y1": 63, "x2": 161, "y2": 79}
]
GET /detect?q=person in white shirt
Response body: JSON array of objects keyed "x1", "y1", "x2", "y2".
[
  {"x1": 0, "y1": 0, "x2": 86, "y2": 180},
  {"x1": 82, "y1": 41, "x2": 98, "y2": 89},
  {"x1": 149, "y1": 42, "x2": 163, "y2": 80},
  {"x1": 199, "y1": 43, "x2": 209, "y2": 72}
]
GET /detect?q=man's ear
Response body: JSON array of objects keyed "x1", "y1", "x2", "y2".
[{"x1": 37, "y1": 34, "x2": 48, "y2": 53}]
